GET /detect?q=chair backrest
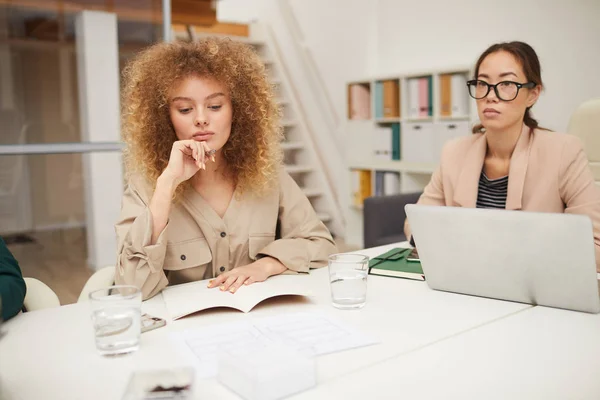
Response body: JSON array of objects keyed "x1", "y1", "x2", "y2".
[
  {"x1": 23, "y1": 277, "x2": 61, "y2": 312},
  {"x1": 568, "y1": 98, "x2": 600, "y2": 184},
  {"x1": 77, "y1": 266, "x2": 116, "y2": 303}
]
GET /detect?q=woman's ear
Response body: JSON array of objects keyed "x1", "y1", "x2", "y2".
[{"x1": 527, "y1": 84, "x2": 542, "y2": 108}]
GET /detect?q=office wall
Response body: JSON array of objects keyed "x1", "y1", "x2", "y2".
[{"x1": 376, "y1": 0, "x2": 600, "y2": 132}]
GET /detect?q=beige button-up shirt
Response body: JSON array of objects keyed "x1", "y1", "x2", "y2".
[{"x1": 115, "y1": 170, "x2": 338, "y2": 299}]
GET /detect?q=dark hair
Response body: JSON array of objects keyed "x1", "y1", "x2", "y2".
[{"x1": 471, "y1": 41, "x2": 544, "y2": 133}]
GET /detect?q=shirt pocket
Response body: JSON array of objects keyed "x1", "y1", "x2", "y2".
[
  {"x1": 248, "y1": 233, "x2": 276, "y2": 260},
  {"x1": 164, "y1": 238, "x2": 212, "y2": 271}
]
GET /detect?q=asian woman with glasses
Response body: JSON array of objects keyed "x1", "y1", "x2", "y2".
[{"x1": 404, "y1": 41, "x2": 600, "y2": 271}]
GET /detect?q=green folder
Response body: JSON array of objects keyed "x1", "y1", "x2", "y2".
[
  {"x1": 391, "y1": 123, "x2": 401, "y2": 160},
  {"x1": 368, "y1": 248, "x2": 425, "y2": 281},
  {"x1": 427, "y1": 75, "x2": 433, "y2": 116}
]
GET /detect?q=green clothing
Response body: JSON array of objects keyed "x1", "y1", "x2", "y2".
[{"x1": 0, "y1": 237, "x2": 26, "y2": 320}]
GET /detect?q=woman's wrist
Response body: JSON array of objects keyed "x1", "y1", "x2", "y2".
[
  {"x1": 157, "y1": 171, "x2": 179, "y2": 194},
  {"x1": 259, "y1": 256, "x2": 287, "y2": 277}
]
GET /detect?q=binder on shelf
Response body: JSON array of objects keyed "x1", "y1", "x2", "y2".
[
  {"x1": 408, "y1": 78, "x2": 419, "y2": 119},
  {"x1": 427, "y1": 75, "x2": 433, "y2": 116},
  {"x1": 374, "y1": 81, "x2": 383, "y2": 119},
  {"x1": 373, "y1": 125, "x2": 392, "y2": 161},
  {"x1": 351, "y1": 169, "x2": 372, "y2": 206},
  {"x1": 418, "y1": 78, "x2": 428, "y2": 118},
  {"x1": 349, "y1": 83, "x2": 371, "y2": 120},
  {"x1": 391, "y1": 123, "x2": 401, "y2": 161},
  {"x1": 382, "y1": 80, "x2": 400, "y2": 118},
  {"x1": 351, "y1": 169, "x2": 361, "y2": 206},
  {"x1": 383, "y1": 172, "x2": 401, "y2": 195},
  {"x1": 374, "y1": 171, "x2": 385, "y2": 196},
  {"x1": 450, "y1": 74, "x2": 469, "y2": 117},
  {"x1": 359, "y1": 170, "x2": 372, "y2": 205},
  {"x1": 440, "y1": 74, "x2": 452, "y2": 117}
]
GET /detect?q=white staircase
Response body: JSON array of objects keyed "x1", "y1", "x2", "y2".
[{"x1": 174, "y1": 23, "x2": 344, "y2": 237}]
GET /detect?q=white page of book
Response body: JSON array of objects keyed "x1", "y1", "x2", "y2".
[
  {"x1": 162, "y1": 274, "x2": 313, "y2": 320},
  {"x1": 169, "y1": 312, "x2": 379, "y2": 378}
]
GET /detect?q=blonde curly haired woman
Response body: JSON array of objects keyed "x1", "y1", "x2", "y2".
[{"x1": 115, "y1": 38, "x2": 337, "y2": 300}]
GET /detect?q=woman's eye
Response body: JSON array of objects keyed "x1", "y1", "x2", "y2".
[
  {"x1": 179, "y1": 108, "x2": 192, "y2": 114},
  {"x1": 209, "y1": 105, "x2": 222, "y2": 111}
]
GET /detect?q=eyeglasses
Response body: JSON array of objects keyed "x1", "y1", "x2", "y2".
[{"x1": 466, "y1": 80, "x2": 536, "y2": 101}]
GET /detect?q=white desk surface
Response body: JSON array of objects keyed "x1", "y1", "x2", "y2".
[
  {"x1": 0, "y1": 243, "x2": 533, "y2": 399},
  {"x1": 302, "y1": 305, "x2": 600, "y2": 400}
]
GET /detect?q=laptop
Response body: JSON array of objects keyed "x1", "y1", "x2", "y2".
[{"x1": 405, "y1": 204, "x2": 600, "y2": 313}]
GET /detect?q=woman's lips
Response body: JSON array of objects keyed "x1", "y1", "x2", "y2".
[
  {"x1": 192, "y1": 132, "x2": 214, "y2": 141},
  {"x1": 483, "y1": 108, "x2": 500, "y2": 117}
]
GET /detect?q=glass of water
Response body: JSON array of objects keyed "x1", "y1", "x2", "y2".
[
  {"x1": 328, "y1": 254, "x2": 369, "y2": 309},
  {"x1": 89, "y1": 285, "x2": 142, "y2": 356}
]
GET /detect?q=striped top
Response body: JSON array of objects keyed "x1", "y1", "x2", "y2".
[{"x1": 476, "y1": 171, "x2": 508, "y2": 209}]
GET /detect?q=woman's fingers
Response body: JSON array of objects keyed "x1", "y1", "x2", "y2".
[
  {"x1": 207, "y1": 274, "x2": 226, "y2": 288},
  {"x1": 180, "y1": 143, "x2": 193, "y2": 157},
  {"x1": 201, "y1": 142, "x2": 216, "y2": 163},
  {"x1": 197, "y1": 141, "x2": 206, "y2": 170},
  {"x1": 244, "y1": 276, "x2": 256, "y2": 286},
  {"x1": 221, "y1": 275, "x2": 238, "y2": 291},
  {"x1": 228, "y1": 276, "x2": 247, "y2": 293},
  {"x1": 185, "y1": 142, "x2": 198, "y2": 165}
]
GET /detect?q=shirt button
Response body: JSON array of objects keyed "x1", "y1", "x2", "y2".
[
  {"x1": 220, "y1": 232, "x2": 227, "y2": 238},
  {"x1": 220, "y1": 266, "x2": 225, "y2": 272},
  {"x1": 180, "y1": 254, "x2": 186, "y2": 261}
]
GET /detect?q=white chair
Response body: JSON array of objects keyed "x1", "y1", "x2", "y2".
[
  {"x1": 23, "y1": 277, "x2": 61, "y2": 312},
  {"x1": 77, "y1": 266, "x2": 116, "y2": 303},
  {"x1": 568, "y1": 98, "x2": 600, "y2": 184}
]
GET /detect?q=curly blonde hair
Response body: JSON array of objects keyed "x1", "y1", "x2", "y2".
[{"x1": 121, "y1": 37, "x2": 283, "y2": 199}]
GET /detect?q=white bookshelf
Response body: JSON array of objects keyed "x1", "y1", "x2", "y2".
[{"x1": 345, "y1": 67, "x2": 477, "y2": 247}]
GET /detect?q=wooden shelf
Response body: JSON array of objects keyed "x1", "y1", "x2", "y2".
[
  {"x1": 437, "y1": 116, "x2": 471, "y2": 121},
  {"x1": 374, "y1": 117, "x2": 401, "y2": 124},
  {"x1": 349, "y1": 161, "x2": 436, "y2": 174},
  {"x1": 403, "y1": 117, "x2": 434, "y2": 123}
]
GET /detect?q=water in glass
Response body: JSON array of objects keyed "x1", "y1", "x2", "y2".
[
  {"x1": 89, "y1": 286, "x2": 141, "y2": 356},
  {"x1": 329, "y1": 254, "x2": 369, "y2": 309}
]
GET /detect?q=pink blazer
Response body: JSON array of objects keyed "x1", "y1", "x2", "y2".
[{"x1": 405, "y1": 124, "x2": 600, "y2": 272}]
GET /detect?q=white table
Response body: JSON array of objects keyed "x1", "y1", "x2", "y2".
[
  {"x1": 0, "y1": 243, "x2": 533, "y2": 399},
  {"x1": 302, "y1": 305, "x2": 600, "y2": 400}
]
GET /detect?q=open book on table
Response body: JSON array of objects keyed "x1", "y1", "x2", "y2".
[{"x1": 161, "y1": 274, "x2": 313, "y2": 320}]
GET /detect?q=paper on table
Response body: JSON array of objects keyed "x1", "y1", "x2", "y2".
[
  {"x1": 161, "y1": 274, "x2": 313, "y2": 320},
  {"x1": 169, "y1": 312, "x2": 379, "y2": 378},
  {"x1": 254, "y1": 312, "x2": 379, "y2": 356}
]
